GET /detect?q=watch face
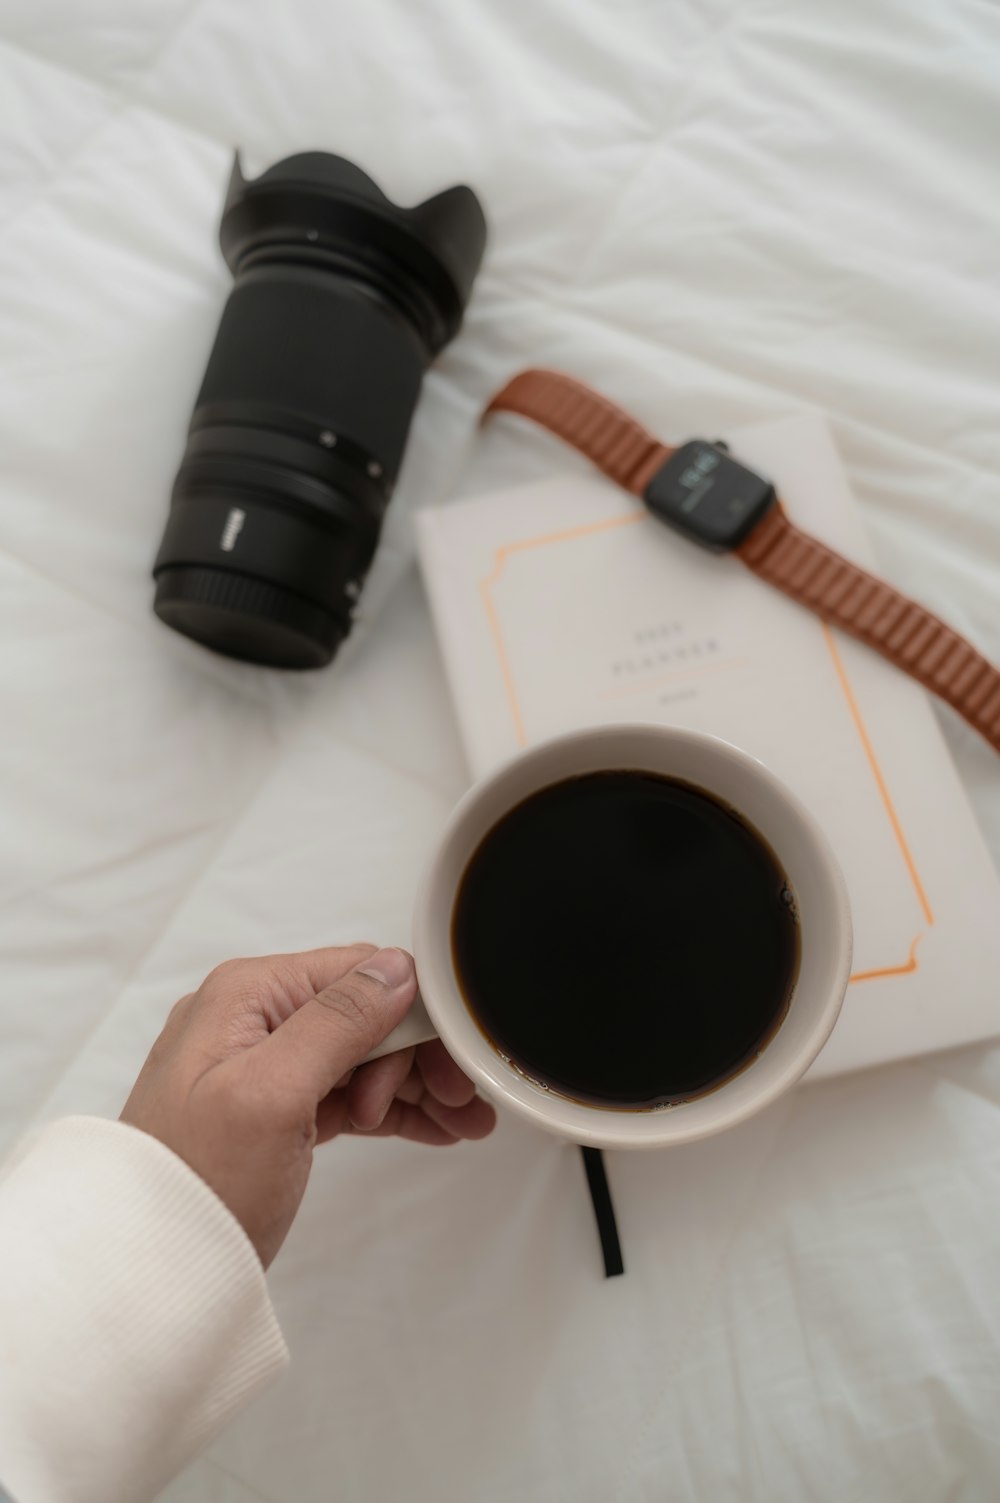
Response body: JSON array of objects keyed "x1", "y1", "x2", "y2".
[{"x1": 643, "y1": 440, "x2": 776, "y2": 551}]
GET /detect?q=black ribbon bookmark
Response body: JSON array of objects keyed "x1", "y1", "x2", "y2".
[{"x1": 580, "y1": 1147, "x2": 624, "y2": 1277}]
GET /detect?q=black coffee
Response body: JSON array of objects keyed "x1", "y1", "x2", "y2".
[{"x1": 452, "y1": 770, "x2": 800, "y2": 1109}]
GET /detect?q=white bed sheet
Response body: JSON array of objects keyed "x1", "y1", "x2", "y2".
[{"x1": 2, "y1": 1, "x2": 999, "y2": 1498}]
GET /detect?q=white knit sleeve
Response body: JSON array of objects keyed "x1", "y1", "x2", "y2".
[{"x1": 0, "y1": 1117, "x2": 289, "y2": 1503}]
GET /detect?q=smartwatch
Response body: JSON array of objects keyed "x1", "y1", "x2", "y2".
[{"x1": 484, "y1": 369, "x2": 1000, "y2": 755}]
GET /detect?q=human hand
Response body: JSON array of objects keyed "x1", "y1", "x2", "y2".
[{"x1": 120, "y1": 944, "x2": 496, "y2": 1267}]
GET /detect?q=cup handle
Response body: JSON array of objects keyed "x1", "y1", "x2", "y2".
[{"x1": 360, "y1": 991, "x2": 439, "y2": 1064}]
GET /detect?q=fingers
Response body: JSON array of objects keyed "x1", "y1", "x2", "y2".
[
  {"x1": 315, "y1": 1086, "x2": 458, "y2": 1146},
  {"x1": 421, "y1": 1092, "x2": 497, "y2": 1140},
  {"x1": 276, "y1": 943, "x2": 380, "y2": 1009},
  {"x1": 358, "y1": 1098, "x2": 461, "y2": 1146},
  {"x1": 314, "y1": 1058, "x2": 497, "y2": 1146},
  {"x1": 362, "y1": 1091, "x2": 495, "y2": 1144},
  {"x1": 346, "y1": 1046, "x2": 415, "y2": 1131},
  {"x1": 416, "y1": 1039, "x2": 478, "y2": 1108},
  {"x1": 257, "y1": 947, "x2": 418, "y2": 1104},
  {"x1": 188, "y1": 945, "x2": 381, "y2": 1038},
  {"x1": 353, "y1": 1046, "x2": 497, "y2": 1138},
  {"x1": 242, "y1": 944, "x2": 381, "y2": 1031},
  {"x1": 394, "y1": 1064, "x2": 427, "y2": 1106}
]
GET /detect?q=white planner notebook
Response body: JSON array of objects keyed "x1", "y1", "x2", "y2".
[{"x1": 416, "y1": 414, "x2": 1000, "y2": 1079}]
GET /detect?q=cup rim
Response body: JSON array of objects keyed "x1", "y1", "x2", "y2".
[{"x1": 412, "y1": 724, "x2": 852, "y2": 1149}]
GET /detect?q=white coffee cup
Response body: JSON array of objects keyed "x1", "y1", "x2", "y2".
[{"x1": 368, "y1": 724, "x2": 852, "y2": 1150}]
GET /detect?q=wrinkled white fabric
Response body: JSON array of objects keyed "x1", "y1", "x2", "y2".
[{"x1": 1, "y1": 1, "x2": 998, "y2": 1499}]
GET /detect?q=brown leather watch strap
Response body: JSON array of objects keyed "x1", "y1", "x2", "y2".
[
  {"x1": 485, "y1": 367, "x2": 1000, "y2": 754},
  {"x1": 738, "y1": 504, "x2": 1000, "y2": 751},
  {"x1": 485, "y1": 368, "x2": 672, "y2": 495}
]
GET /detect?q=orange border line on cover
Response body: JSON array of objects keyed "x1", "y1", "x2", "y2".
[
  {"x1": 480, "y1": 511, "x2": 934, "y2": 985},
  {"x1": 850, "y1": 931, "x2": 924, "y2": 984},
  {"x1": 480, "y1": 509, "x2": 647, "y2": 750},
  {"x1": 820, "y1": 625, "x2": 933, "y2": 929},
  {"x1": 479, "y1": 573, "x2": 528, "y2": 746}
]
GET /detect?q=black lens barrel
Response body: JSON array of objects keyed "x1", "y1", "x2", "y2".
[{"x1": 152, "y1": 152, "x2": 486, "y2": 668}]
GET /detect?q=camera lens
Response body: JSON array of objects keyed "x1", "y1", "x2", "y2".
[{"x1": 152, "y1": 151, "x2": 487, "y2": 668}]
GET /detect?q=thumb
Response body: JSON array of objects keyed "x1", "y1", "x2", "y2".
[{"x1": 260, "y1": 947, "x2": 418, "y2": 1103}]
